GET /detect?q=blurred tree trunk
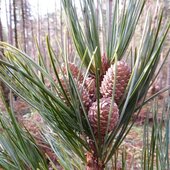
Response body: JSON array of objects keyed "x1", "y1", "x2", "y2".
[
  {"x1": 47, "y1": 11, "x2": 50, "y2": 38},
  {"x1": 21, "y1": 0, "x2": 26, "y2": 52},
  {"x1": 24, "y1": 0, "x2": 29, "y2": 53},
  {"x1": 37, "y1": 0, "x2": 40, "y2": 45},
  {"x1": 30, "y1": 19, "x2": 35, "y2": 58},
  {"x1": 13, "y1": 0, "x2": 18, "y2": 48},
  {"x1": 9, "y1": 0, "x2": 13, "y2": 44},
  {"x1": 163, "y1": 0, "x2": 170, "y2": 97},
  {"x1": 55, "y1": 0, "x2": 58, "y2": 36},
  {"x1": 168, "y1": 56, "x2": 170, "y2": 143},
  {"x1": 0, "y1": 4, "x2": 10, "y2": 104},
  {"x1": 168, "y1": 60, "x2": 170, "y2": 97},
  {"x1": 5, "y1": 0, "x2": 9, "y2": 43},
  {"x1": 54, "y1": 0, "x2": 58, "y2": 58},
  {"x1": 109, "y1": 0, "x2": 113, "y2": 32},
  {"x1": 164, "y1": 0, "x2": 170, "y2": 16},
  {"x1": 60, "y1": 1, "x2": 63, "y2": 49},
  {"x1": 47, "y1": 10, "x2": 51, "y2": 72}
]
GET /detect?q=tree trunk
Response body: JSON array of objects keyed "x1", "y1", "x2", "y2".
[
  {"x1": 55, "y1": 0, "x2": 58, "y2": 36},
  {"x1": 9, "y1": 0, "x2": 13, "y2": 44},
  {"x1": 37, "y1": 0, "x2": 40, "y2": 45},
  {"x1": 47, "y1": 11, "x2": 50, "y2": 37},
  {"x1": 168, "y1": 56, "x2": 170, "y2": 97},
  {"x1": 60, "y1": 1, "x2": 63, "y2": 49},
  {"x1": 5, "y1": 0, "x2": 9, "y2": 42},
  {"x1": 167, "y1": 59, "x2": 170, "y2": 141},
  {"x1": 13, "y1": 0, "x2": 18, "y2": 48},
  {"x1": 21, "y1": 0, "x2": 26, "y2": 52},
  {"x1": 0, "y1": 6, "x2": 10, "y2": 104},
  {"x1": 30, "y1": 19, "x2": 35, "y2": 58}
]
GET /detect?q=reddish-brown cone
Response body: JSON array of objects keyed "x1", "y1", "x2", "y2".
[
  {"x1": 88, "y1": 97, "x2": 119, "y2": 137},
  {"x1": 100, "y1": 60, "x2": 131, "y2": 103},
  {"x1": 78, "y1": 82, "x2": 92, "y2": 109},
  {"x1": 85, "y1": 76, "x2": 96, "y2": 101},
  {"x1": 101, "y1": 53, "x2": 109, "y2": 75},
  {"x1": 62, "y1": 62, "x2": 84, "y2": 82},
  {"x1": 58, "y1": 77, "x2": 92, "y2": 109}
]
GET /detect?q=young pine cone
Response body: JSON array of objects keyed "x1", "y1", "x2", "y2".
[
  {"x1": 88, "y1": 97, "x2": 119, "y2": 137},
  {"x1": 85, "y1": 76, "x2": 96, "y2": 101},
  {"x1": 57, "y1": 77, "x2": 91, "y2": 109},
  {"x1": 100, "y1": 60, "x2": 131, "y2": 104},
  {"x1": 62, "y1": 62, "x2": 84, "y2": 82},
  {"x1": 101, "y1": 53, "x2": 109, "y2": 75},
  {"x1": 78, "y1": 82, "x2": 92, "y2": 109}
]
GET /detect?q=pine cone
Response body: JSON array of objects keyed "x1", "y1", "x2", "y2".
[
  {"x1": 62, "y1": 62, "x2": 84, "y2": 82},
  {"x1": 57, "y1": 77, "x2": 69, "y2": 98},
  {"x1": 101, "y1": 53, "x2": 109, "y2": 75},
  {"x1": 78, "y1": 82, "x2": 92, "y2": 109},
  {"x1": 100, "y1": 60, "x2": 131, "y2": 103},
  {"x1": 58, "y1": 77, "x2": 92, "y2": 109},
  {"x1": 85, "y1": 76, "x2": 96, "y2": 101},
  {"x1": 88, "y1": 97, "x2": 119, "y2": 137}
]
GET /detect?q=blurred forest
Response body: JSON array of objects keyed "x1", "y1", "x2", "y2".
[{"x1": 0, "y1": 0, "x2": 170, "y2": 100}]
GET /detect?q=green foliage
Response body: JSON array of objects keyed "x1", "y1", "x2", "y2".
[
  {"x1": 0, "y1": 94, "x2": 48, "y2": 170},
  {"x1": 43, "y1": 130, "x2": 86, "y2": 170},
  {"x1": 142, "y1": 99, "x2": 170, "y2": 170},
  {"x1": 62, "y1": 0, "x2": 145, "y2": 74}
]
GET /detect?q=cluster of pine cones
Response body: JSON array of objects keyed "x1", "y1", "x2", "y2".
[{"x1": 56, "y1": 56, "x2": 131, "y2": 138}]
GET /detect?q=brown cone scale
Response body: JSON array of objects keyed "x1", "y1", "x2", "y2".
[
  {"x1": 88, "y1": 97, "x2": 119, "y2": 137},
  {"x1": 85, "y1": 76, "x2": 96, "y2": 101},
  {"x1": 57, "y1": 77, "x2": 92, "y2": 109},
  {"x1": 101, "y1": 53, "x2": 109, "y2": 75},
  {"x1": 62, "y1": 62, "x2": 84, "y2": 82},
  {"x1": 100, "y1": 60, "x2": 131, "y2": 104}
]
